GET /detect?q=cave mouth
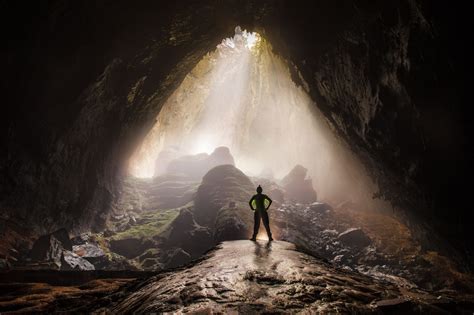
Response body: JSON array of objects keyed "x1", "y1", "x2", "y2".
[{"x1": 126, "y1": 26, "x2": 381, "y2": 210}]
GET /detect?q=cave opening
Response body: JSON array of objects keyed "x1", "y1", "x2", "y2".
[{"x1": 126, "y1": 26, "x2": 383, "y2": 212}]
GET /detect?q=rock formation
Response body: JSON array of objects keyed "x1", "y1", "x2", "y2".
[
  {"x1": 281, "y1": 165, "x2": 318, "y2": 203},
  {"x1": 166, "y1": 146, "x2": 235, "y2": 180},
  {"x1": 194, "y1": 164, "x2": 254, "y2": 239}
]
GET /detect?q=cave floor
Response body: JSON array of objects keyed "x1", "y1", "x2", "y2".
[
  {"x1": 1, "y1": 241, "x2": 473, "y2": 313},
  {"x1": 0, "y1": 270, "x2": 157, "y2": 313},
  {"x1": 89, "y1": 240, "x2": 473, "y2": 314}
]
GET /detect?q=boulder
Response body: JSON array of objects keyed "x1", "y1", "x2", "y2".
[
  {"x1": 29, "y1": 228, "x2": 73, "y2": 263},
  {"x1": 208, "y1": 146, "x2": 235, "y2": 168},
  {"x1": 309, "y1": 202, "x2": 332, "y2": 214},
  {"x1": 50, "y1": 229, "x2": 73, "y2": 250},
  {"x1": 214, "y1": 214, "x2": 248, "y2": 242},
  {"x1": 29, "y1": 235, "x2": 64, "y2": 262},
  {"x1": 73, "y1": 243, "x2": 107, "y2": 265},
  {"x1": 194, "y1": 164, "x2": 254, "y2": 227},
  {"x1": 338, "y1": 228, "x2": 371, "y2": 248},
  {"x1": 60, "y1": 250, "x2": 95, "y2": 270},
  {"x1": 164, "y1": 248, "x2": 191, "y2": 269},
  {"x1": 281, "y1": 165, "x2": 317, "y2": 203},
  {"x1": 167, "y1": 208, "x2": 214, "y2": 257}
]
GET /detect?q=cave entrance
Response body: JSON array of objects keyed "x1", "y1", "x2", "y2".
[
  {"x1": 126, "y1": 26, "x2": 377, "y2": 208},
  {"x1": 97, "y1": 27, "x2": 425, "y2": 277}
]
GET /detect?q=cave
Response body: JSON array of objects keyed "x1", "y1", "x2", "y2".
[{"x1": 1, "y1": 1, "x2": 473, "y2": 313}]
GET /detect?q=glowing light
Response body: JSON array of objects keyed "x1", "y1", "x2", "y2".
[
  {"x1": 243, "y1": 31, "x2": 259, "y2": 49},
  {"x1": 127, "y1": 26, "x2": 385, "y2": 210},
  {"x1": 256, "y1": 230, "x2": 269, "y2": 241},
  {"x1": 192, "y1": 134, "x2": 217, "y2": 155}
]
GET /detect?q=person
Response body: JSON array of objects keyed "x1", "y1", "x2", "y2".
[{"x1": 249, "y1": 185, "x2": 273, "y2": 241}]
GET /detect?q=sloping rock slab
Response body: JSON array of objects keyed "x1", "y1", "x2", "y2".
[
  {"x1": 90, "y1": 241, "x2": 470, "y2": 314},
  {"x1": 60, "y1": 251, "x2": 95, "y2": 271}
]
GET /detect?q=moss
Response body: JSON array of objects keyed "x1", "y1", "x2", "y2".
[
  {"x1": 112, "y1": 209, "x2": 180, "y2": 241},
  {"x1": 90, "y1": 234, "x2": 114, "y2": 260}
]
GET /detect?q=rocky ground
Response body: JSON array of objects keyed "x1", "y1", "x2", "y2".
[
  {"x1": 274, "y1": 203, "x2": 474, "y2": 293},
  {"x1": 0, "y1": 271, "x2": 140, "y2": 314},
  {"x1": 1, "y1": 156, "x2": 474, "y2": 313},
  {"x1": 89, "y1": 241, "x2": 474, "y2": 313}
]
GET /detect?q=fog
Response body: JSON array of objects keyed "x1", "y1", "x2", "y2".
[{"x1": 128, "y1": 27, "x2": 388, "y2": 210}]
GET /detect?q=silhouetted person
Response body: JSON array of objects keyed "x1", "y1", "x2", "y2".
[{"x1": 249, "y1": 185, "x2": 273, "y2": 241}]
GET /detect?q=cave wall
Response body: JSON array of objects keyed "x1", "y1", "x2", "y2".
[
  {"x1": 261, "y1": 1, "x2": 473, "y2": 263},
  {"x1": 1, "y1": 1, "x2": 472, "y2": 264}
]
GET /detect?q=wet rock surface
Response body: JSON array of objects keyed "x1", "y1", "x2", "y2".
[{"x1": 90, "y1": 241, "x2": 474, "y2": 314}]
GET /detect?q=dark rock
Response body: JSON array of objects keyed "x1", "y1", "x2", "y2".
[
  {"x1": 338, "y1": 228, "x2": 371, "y2": 248},
  {"x1": 214, "y1": 214, "x2": 248, "y2": 242},
  {"x1": 50, "y1": 229, "x2": 73, "y2": 251},
  {"x1": 281, "y1": 165, "x2": 317, "y2": 203},
  {"x1": 138, "y1": 249, "x2": 160, "y2": 263},
  {"x1": 60, "y1": 251, "x2": 95, "y2": 270},
  {"x1": 103, "y1": 229, "x2": 115, "y2": 237},
  {"x1": 105, "y1": 253, "x2": 139, "y2": 271},
  {"x1": 30, "y1": 235, "x2": 64, "y2": 262},
  {"x1": 0, "y1": 258, "x2": 10, "y2": 270},
  {"x1": 164, "y1": 248, "x2": 191, "y2": 269},
  {"x1": 71, "y1": 233, "x2": 91, "y2": 245},
  {"x1": 167, "y1": 208, "x2": 214, "y2": 258},
  {"x1": 141, "y1": 258, "x2": 163, "y2": 270},
  {"x1": 309, "y1": 202, "x2": 332, "y2": 214},
  {"x1": 30, "y1": 229, "x2": 73, "y2": 263},
  {"x1": 375, "y1": 298, "x2": 414, "y2": 312},
  {"x1": 109, "y1": 238, "x2": 155, "y2": 259}
]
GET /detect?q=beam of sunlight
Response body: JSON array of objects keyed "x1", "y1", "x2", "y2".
[{"x1": 127, "y1": 26, "x2": 388, "y2": 210}]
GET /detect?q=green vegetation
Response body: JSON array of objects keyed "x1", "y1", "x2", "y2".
[{"x1": 112, "y1": 209, "x2": 180, "y2": 241}]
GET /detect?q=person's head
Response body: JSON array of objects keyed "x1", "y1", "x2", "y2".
[{"x1": 256, "y1": 185, "x2": 263, "y2": 194}]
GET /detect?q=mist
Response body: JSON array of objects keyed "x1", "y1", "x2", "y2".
[{"x1": 128, "y1": 27, "x2": 387, "y2": 210}]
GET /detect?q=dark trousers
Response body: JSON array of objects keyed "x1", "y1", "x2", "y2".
[{"x1": 252, "y1": 209, "x2": 272, "y2": 238}]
